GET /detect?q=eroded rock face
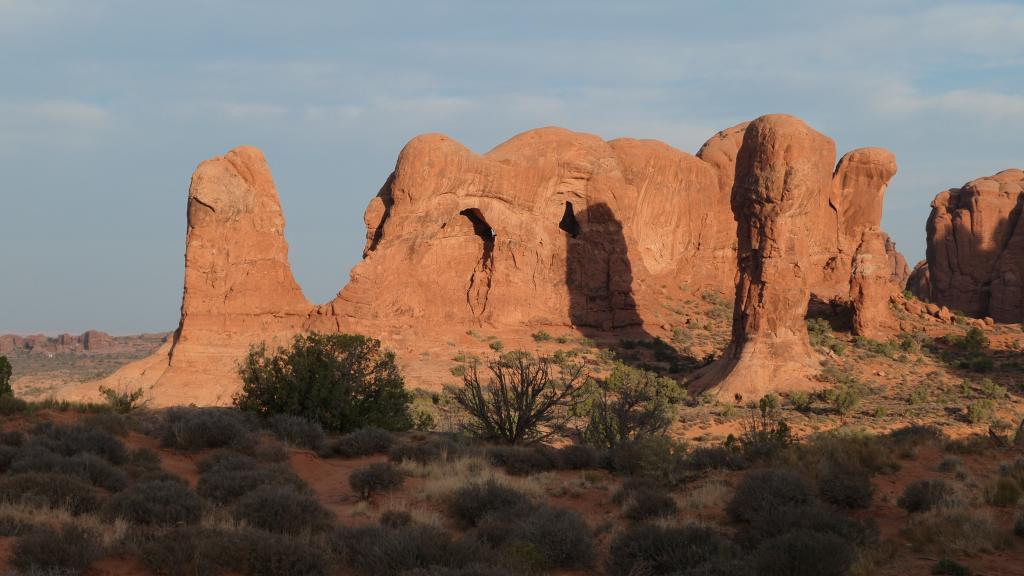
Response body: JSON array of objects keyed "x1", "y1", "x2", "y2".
[
  {"x1": 912, "y1": 169, "x2": 1024, "y2": 321},
  {"x1": 696, "y1": 115, "x2": 834, "y2": 398},
  {"x1": 851, "y1": 227, "x2": 898, "y2": 339},
  {"x1": 312, "y1": 128, "x2": 736, "y2": 332},
  {"x1": 139, "y1": 147, "x2": 312, "y2": 404},
  {"x1": 86, "y1": 119, "x2": 908, "y2": 405}
]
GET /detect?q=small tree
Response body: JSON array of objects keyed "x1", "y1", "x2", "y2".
[
  {"x1": 0, "y1": 356, "x2": 11, "y2": 397},
  {"x1": 580, "y1": 363, "x2": 684, "y2": 448},
  {"x1": 98, "y1": 386, "x2": 146, "y2": 413},
  {"x1": 235, "y1": 333, "x2": 414, "y2": 433},
  {"x1": 451, "y1": 351, "x2": 587, "y2": 444},
  {"x1": 736, "y1": 394, "x2": 791, "y2": 460}
]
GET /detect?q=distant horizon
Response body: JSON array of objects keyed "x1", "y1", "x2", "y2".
[{"x1": 3, "y1": 1, "x2": 1023, "y2": 334}]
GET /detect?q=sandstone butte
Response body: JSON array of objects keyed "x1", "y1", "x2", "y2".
[
  {"x1": 65, "y1": 114, "x2": 910, "y2": 406},
  {"x1": 909, "y1": 169, "x2": 1024, "y2": 323}
]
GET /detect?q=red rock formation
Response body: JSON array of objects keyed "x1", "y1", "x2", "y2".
[
  {"x1": 83, "y1": 120, "x2": 909, "y2": 405},
  {"x1": 312, "y1": 128, "x2": 735, "y2": 332},
  {"x1": 912, "y1": 169, "x2": 1024, "y2": 321},
  {"x1": 851, "y1": 227, "x2": 899, "y2": 339},
  {"x1": 696, "y1": 115, "x2": 833, "y2": 398}
]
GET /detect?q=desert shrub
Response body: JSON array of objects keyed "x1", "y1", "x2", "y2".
[
  {"x1": 932, "y1": 558, "x2": 973, "y2": 576},
  {"x1": 103, "y1": 479, "x2": 202, "y2": 525},
  {"x1": 325, "y1": 427, "x2": 394, "y2": 458},
  {"x1": 789, "y1": 391, "x2": 814, "y2": 412},
  {"x1": 884, "y1": 424, "x2": 946, "y2": 446},
  {"x1": 349, "y1": 462, "x2": 406, "y2": 499},
  {"x1": 196, "y1": 451, "x2": 305, "y2": 504},
  {"x1": 236, "y1": 332, "x2": 415, "y2": 433},
  {"x1": 740, "y1": 502, "x2": 877, "y2": 548},
  {"x1": 904, "y1": 508, "x2": 1003, "y2": 554},
  {"x1": 0, "y1": 472, "x2": 103, "y2": 514},
  {"x1": 380, "y1": 509, "x2": 413, "y2": 528},
  {"x1": 807, "y1": 317, "x2": 845, "y2": 355},
  {"x1": 333, "y1": 523, "x2": 481, "y2": 576},
  {"x1": 681, "y1": 445, "x2": 746, "y2": 473},
  {"x1": 0, "y1": 394, "x2": 28, "y2": 415},
  {"x1": 234, "y1": 484, "x2": 334, "y2": 535},
  {"x1": 472, "y1": 503, "x2": 594, "y2": 570},
  {"x1": 726, "y1": 468, "x2": 812, "y2": 523},
  {"x1": 98, "y1": 385, "x2": 146, "y2": 413},
  {"x1": 531, "y1": 330, "x2": 552, "y2": 342},
  {"x1": 0, "y1": 429, "x2": 25, "y2": 446},
  {"x1": 447, "y1": 479, "x2": 531, "y2": 528},
  {"x1": 450, "y1": 351, "x2": 587, "y2": 444},
  {"x1": 621, "y1": 486, "x2": 678, "y2": 522},
  {"x1": 160, "y1": 407, "x2": 253, "y2": 451},
  {"x1": 387, "y1": 435, "x2": 474, "y2": 465},
  {"x1": 11, "y1": 524, "x2": 102, "y2": 574},
  {"x1": 898, "y1": 479, "x2": 959, "y2": 513},
  {"x1": 579, "y1": 363, "x2": 683, "y2": 448},
  {"x1": 30, "y1": 422, "x2": 127, "y2": 464},
  {"x1": 937, "y1": 457, "x2": 963, "y2": 474},
  {"x1": 985, "y1": 477, "x2": 1021, "y2": 507},
  {"x1": 607, "y1": 522, "x2": 733, "y2": 576},
  {"x1": 965, "y1": 399, "x2": 995, "y2": 424},
  {"x1": 268, "y1": 413, "x2": 325, "y2": 450},
  {"x1": 737, "y1": 394, "x2": 792, "y2": 460},
  {"x1": 83, "y1": 412, "x2": 131, "y2": 436},
  {"x1": 125, "y1": 447, "x2": 162, "y2": 471},
  {"x1": 487, "y1": 445, "x2": 560, "y2": 475},
  {"x1": 609, "y1": 435, "x2": 686, "y2": 485},
  {"x1": 241, "y1": 529, "x2": 330, "y2": 576},
  {"x1": 754, "y1": 530, "x2": 854, "y2": 576},
  {"x1": 819, "y1": 462, "x2": 874, "y2": 509},
  {"x1": 0, "y1": 355, "x2": 11, "y2": 396},
  {"x1": 0, "y1": 445, "x2": 17, "y2": 472},
  {"x1": 944, "y1": 435, "x2": 991, "y2": 455},
  {"x1": 557, "y1": 444, "x2": 601, "y2": 469},
  {"x1": 61, "y1": 453, "x2": 130, "y2": 491},
  {"x1": 802, "y1": 429, "x2": 897, "y2": 475}
]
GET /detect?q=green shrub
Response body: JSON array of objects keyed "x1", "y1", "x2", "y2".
[
  {"x1": 932, "y1": 558, "x2": 973, "y2": 575},
  {"x1": 98, "y1": 385, "x2": 146, "y2": 413},
  {"x1": 268, "y1": 413, "x2": 325, "y2": 450},
  {"x1": 621, "y1": 486, "x2": 678, "y2": 522},
  {"x1": 324, "y1": 427, "x2": 394, "y2": 458},
  {"x1": 387, "y1": 436, "x2": 473, "y2": 465},
  {"x1": 11, "y1": 524, "x2": 102, "y2": 574},
  {"x1": 789, "y1": 391, "x2": 814, "y2": 412},
  {"x1": 236, "y1": 332, "x2": 415, "y2": 433},
  {"x1": 0, "y1": 355, "x2": 11, "y2": 396},
  {"x1": 472, "y1": 503, "x2": 594, "y2": 570},
  {"x1": 487, "y1": 445, "x2": 560, "y2": 475},
  {"x1": 333, "y1": 523, "x2": 481, "y2": 576},
  {"x1": 450, "y1": 351, "x2": 587, "y2": 444},
  {"x1": 818, "y1": 460, "x2": 874, "y2": 509},
  {"x1": 898, "y1": 479, "x2": 958, "y2": 513},
  {"x1": 607, "y1": 523, "x2": 733, "y2": 576},
  {"x1": 104, "y1": 480, "x2": 202, "y2": 525},
  {"x1": 234, "y1": 484, "x2": 334, "y2": 535},
  {"x1": 83, "y1": 412, "x2": 131, "y2": 436},
  {"x1": 0, "y1": 393, "x2": 28, "y2": 415},
  {"x1": 241, "y1": 529, "x2": 330, "y2": 576},
  {"x1": 680, "y1": 445, "x2": 746, "y2": 473},
  {"x1": 726, "y1": 468, "x2": 812, "y2": 523},
  {"x1": 160, "y1": 407, "x2": 253, "y2": 451},
  {"x1": 965, "y1": 400, "x2": 995, "y2": 424},
  {"x1": 0, "y1": 472, "x2": 103, "y2": 514},
  {"x1": 531, "y1": 331, "x2": 552, "y2": 342},
  {"x1": 807, "y1": 318, "x2": 844, "y2": 354},
  {"x1": 738, "y1": 394, "x2": 792, "y2": 460},
  {"x1": 557, "y1": 444, "x2": 602, "y2": 470},
  {"x1": 740, "y1": 502, "x2": 877, "y2": 548},
  {"x1": 30, "y1": 422, "x2": 127, "y2": 463},
  {"x1": 196, "y1": 452, "x2": 305, "y2": 504},
  {"x1": 8, "y1": 446, "x2": 129, "y2": 491},
  {"x1": 609, "y1": 435, "x2": 686, "y2": 485},
  {"x1": 349, "y1": 462, "x2": 406, "y2": 499},
  {"x1": 986, "y1": 477, "x2": 1021, "y2": 507},
  {"x1": 579, "y1": 363, "x2": 683, "y2": 448},
  {"x1": 447, "y1": 480, "x2": 531, "y2": 528},
  {"x1": 754, "y1": 530, "x2": 854, "y2": 576}
]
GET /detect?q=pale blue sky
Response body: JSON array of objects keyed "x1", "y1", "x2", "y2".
[{"x1": 2, "y1": 0, "x2": 1023, "y2": 334}]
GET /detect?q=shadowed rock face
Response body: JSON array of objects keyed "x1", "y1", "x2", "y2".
[
  {"x1": 912, "y1": 169, "x2": 1024, "y2": 322},
  {"x1": 83, "y1": 118, "x2": 907, "y2": 405}
]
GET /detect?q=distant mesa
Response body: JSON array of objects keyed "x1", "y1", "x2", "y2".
[
  {"x1": 909, "y1": 169, "x2": 1024, "y2": 323},
  {"x1": 63, "y1": 115, "x2": 913, "y2": 405},
  {"x1": 0, "y1": 330, "x2": 152, "y2": 356}
]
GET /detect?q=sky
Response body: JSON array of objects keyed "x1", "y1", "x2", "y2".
[{"x1": 1, "y1": 0, "x2": 1023, "y2": 335}]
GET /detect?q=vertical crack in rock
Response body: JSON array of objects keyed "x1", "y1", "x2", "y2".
[
  {"x1": 559, "y1": 201, "x2": 581, "y2": 237},
  {"x1": 461, "y1": 208, "x2": 496, "y2": 320}
]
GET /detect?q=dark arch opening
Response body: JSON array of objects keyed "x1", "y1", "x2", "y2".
[
  {"x1": 559, "y1": 201, "x2": 581, "y2": 238},
  {"x1": 460, "y1": 208, "x2": 496, "y2": 240}
]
